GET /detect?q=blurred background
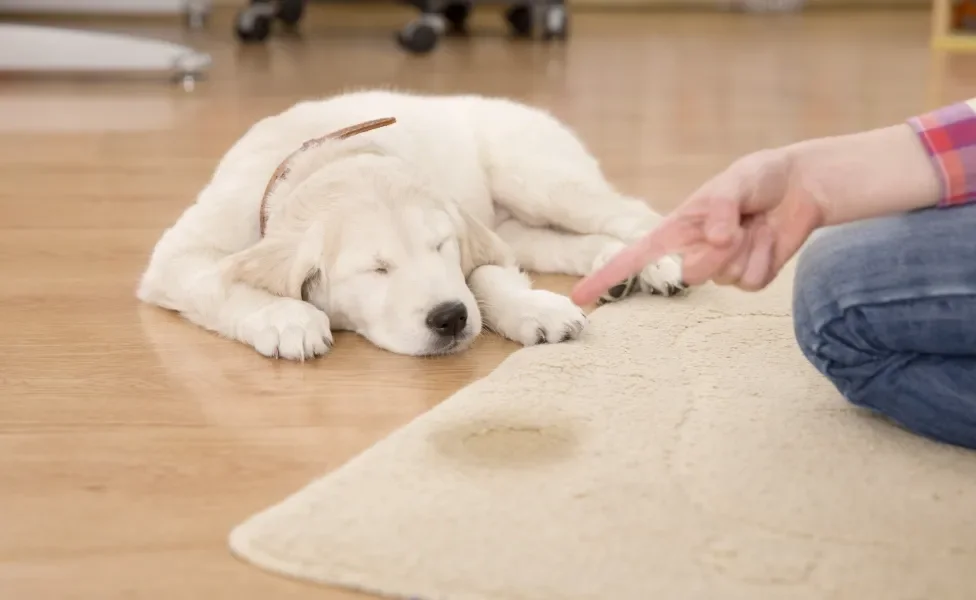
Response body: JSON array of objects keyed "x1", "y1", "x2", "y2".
[
  {"x1": 2, "y1": 0, "x2": 973, "y2": 211},
  {"x1": 2, "y1": 1, "x2": 976, "y2": 598}
]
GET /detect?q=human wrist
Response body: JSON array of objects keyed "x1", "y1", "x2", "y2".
[
  {"x1": 784, "y1": 124, "x2": 942, "y2": 227},
  {"x1": 907, "y1": 98, "x2": 976, "y2": 208}
]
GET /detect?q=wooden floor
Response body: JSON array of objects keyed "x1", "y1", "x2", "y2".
[{"x1": 2, "y1": 6, "x2": 976, "y2": 599}]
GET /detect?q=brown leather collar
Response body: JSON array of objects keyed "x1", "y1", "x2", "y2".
[{"x1": 258, "y1": 117, "x2": 397, "y2": 237}]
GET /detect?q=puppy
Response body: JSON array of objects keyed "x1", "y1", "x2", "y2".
[{"x1": 137, "y1": 90, "x2": 685, "y2": 360}]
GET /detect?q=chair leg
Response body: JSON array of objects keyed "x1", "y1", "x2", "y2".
[
  {"x1": 185, "y1": 0, "x2": 212, "y2": 29},
  {"x1": 397, "y1": 0, "x2": 446, "y2": 53}
]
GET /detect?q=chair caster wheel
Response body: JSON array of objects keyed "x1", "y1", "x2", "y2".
[
  {"x1": 277, "y1": 0, "x2": 305, "y2": 26},
  {"x1": 235, "y1": 4, "x2": 275, "y2": 43},
  {"x1": 177, "y1": 72, "x2": 200, "y2": 92},
  {"x1": 397, "y1": 16, "x2": 444, "y2": 54},
  {"x1": 505, "y1": 4, "x2": 533, "y2": 38},
  {"x1": 442, "y1": 2, "x2": 471, "y2": 35},
  {"x1": 172, "y1": 50, "x2": 211, "y2": 89}
]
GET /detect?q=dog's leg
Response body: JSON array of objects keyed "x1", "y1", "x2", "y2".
[
  {"x1": 490, "y1": 178, "x2": 686, "y2": 296},
  {"x1": 483, "y1": 121, "x2": 685, "y2": 295},
  {"x1": 138, "y1": 247, "x2": 333, "y2": 361},
  {"x1": 495, "y1": 218, "x2": 620, "y2": 276},
  {"x1": 467, "y1": 264, "x2": 586, "y2": 346},
  {"x1": 495, "y1": 218, "x2": 685, "y2": 303},
  {"x1": 500, "y1": 181, "x2": 662, "y2": 244},
  {"x1": 480, "y1": 109, "x2": 661, "y2": 240}
]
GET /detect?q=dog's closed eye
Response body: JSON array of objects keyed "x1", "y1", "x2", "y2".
[{"x1": 435, "y1": 237, "x2": 451, "y2": 252}]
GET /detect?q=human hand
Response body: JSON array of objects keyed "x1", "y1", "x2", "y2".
[{"x1": 571, "y1": 147, "x2": 825, "y2": 305}]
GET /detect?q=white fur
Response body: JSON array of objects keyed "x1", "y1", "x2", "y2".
[{"x1": 137, "y1": 90, "x2": 684, "y2": 360}]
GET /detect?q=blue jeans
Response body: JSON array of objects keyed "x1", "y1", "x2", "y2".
[{"x1": 792, "y1": 203, "x2": 976, "y2": 450}]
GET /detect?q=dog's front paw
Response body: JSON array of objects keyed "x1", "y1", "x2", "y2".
[
  {"x1": 239, "y1": 299, "x2": 333, "y2": 360},
  {"x1": 493, "y1": 290, "x2": 587, "y2": 346}
]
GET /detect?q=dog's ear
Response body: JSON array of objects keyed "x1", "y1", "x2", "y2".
[
  {"x1": 260, "y1": 118, "x2": 396, "y2": 236},
  {"x1": 221, "y1": 222, "x2": 326, "y2": 299},
  {"x1": 450, "y1": 205, "x2": 517, "y2": 278}
]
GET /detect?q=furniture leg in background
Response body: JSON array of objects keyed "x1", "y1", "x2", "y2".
[
  {"x1": 395, "y1": 0, "x2": 569, "y2": 53},
  {"x1": 231, "y1": 0, "x2": 569, "y2": 55},
  {"x1": 0, "y1": 0, "x2": 212, "y2": 88},
  {"x1": 234, "y1": 0, "x2": 304, "y2": 42}
]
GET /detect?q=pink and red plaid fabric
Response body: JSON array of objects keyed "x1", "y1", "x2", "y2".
[{"x1": 908, "y1": 98, "x2": 976, "y2": 208}]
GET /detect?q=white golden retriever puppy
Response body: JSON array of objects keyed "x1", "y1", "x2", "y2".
[{"x1": 137, "y1": 90, "x2": 685, "y2": 360}]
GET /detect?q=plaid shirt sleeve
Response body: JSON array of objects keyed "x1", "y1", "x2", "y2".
[{"x1": 907, "y1": 98, "x2": 976, "y2": 208}]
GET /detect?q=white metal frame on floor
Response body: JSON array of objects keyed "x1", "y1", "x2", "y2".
[{"x1": 0, "y1": 1, "x2": 212, "y2": 85}]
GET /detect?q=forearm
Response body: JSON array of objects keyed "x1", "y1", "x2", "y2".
[
  {"x1": 785, "y1": 98, "x2": 976, "y2": 226},
  {"x1": 786, "y1": 124, "x2": 942, "y2": 226}
]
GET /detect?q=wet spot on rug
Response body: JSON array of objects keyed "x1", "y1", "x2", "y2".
[{"x1": 428, "y1": 417, "x2": 580, "y2": 469}]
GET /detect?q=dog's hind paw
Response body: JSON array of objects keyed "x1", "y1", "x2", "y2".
[
  {"x1": 638, "y1": 254, "x2": 688, "y2": 297},
  {"x1": 594, "y1": 252, "x2": 688, "y2": 305}
]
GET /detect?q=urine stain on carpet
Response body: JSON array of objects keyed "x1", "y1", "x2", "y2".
[{"x1": 428, "y1": 419, "x2": 579, "y2": 469}]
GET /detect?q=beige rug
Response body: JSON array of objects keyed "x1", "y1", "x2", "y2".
[{"x1": 230, "y1": 264, "x2": 976, "y2": 600}]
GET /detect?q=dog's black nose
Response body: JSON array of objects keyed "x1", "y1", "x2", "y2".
[{"x1": 426, "y1": 302, "x2": 468, "y2": 337}]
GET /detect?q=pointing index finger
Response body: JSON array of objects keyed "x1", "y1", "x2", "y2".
[{"x1": 570, "y1": 217, "x2": 701, "y2": 306}]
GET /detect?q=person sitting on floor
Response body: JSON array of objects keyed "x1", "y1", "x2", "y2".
[{"x1": 573, "y1": 98, "x2": 976, "y2": 450}]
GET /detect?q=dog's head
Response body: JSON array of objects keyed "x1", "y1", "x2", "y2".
[{"x1": 220, "y1": 119, "x2": 513, "y2": 356}]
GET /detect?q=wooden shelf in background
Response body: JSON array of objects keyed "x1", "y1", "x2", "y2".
[{"x1": 930, "y1": 0, "x2": 976, "y2": 52}]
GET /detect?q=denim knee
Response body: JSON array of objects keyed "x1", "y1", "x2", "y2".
[
  {"x1": 791, "y1": 230, "x2": 881, "y2": 408},
  {"x1": 790, "y1": 217, "x2": 976, "y2": 449}
]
